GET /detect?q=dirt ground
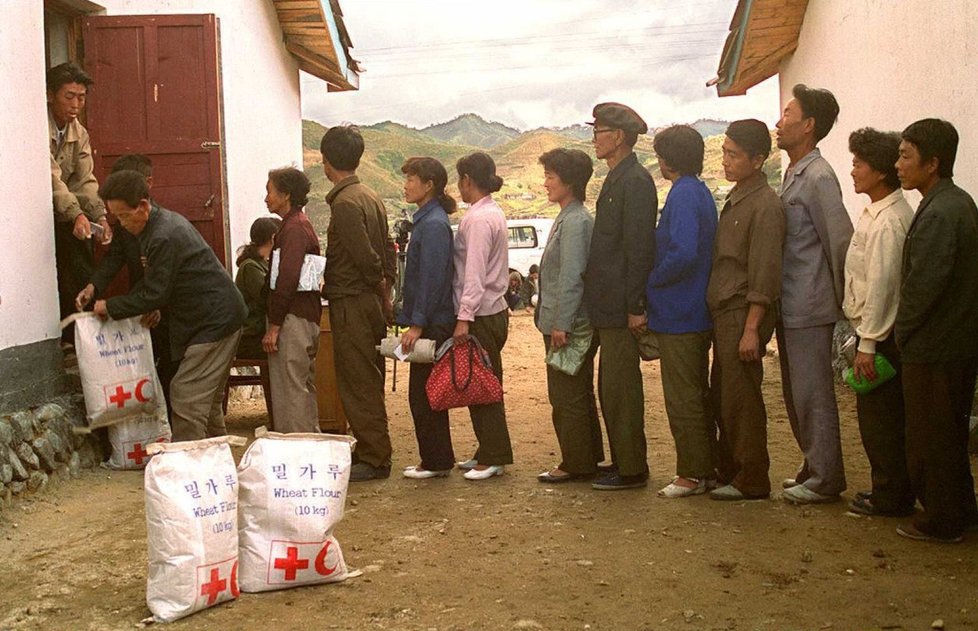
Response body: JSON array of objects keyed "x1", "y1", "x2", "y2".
[{"x1": 1, "y1": 314, "x2": 976, "y2": 631}]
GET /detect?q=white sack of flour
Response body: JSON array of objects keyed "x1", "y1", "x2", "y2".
[
  {"x1": 104, "y1": 373, "x2": 171, "y2": 470},
  {"x1": 69, "y1": 313, "x2": 158, "y2": 429},
  {"x1": 237, "y1": 427, "x2": 355, "y2": 592},
  {"x1": 144, "y1": 436, "x2": 246, "y2": 622}
]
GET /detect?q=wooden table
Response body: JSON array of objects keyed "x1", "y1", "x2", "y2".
[{"x1": 315, "y1": 305, "x2": 348, "y2": 434}]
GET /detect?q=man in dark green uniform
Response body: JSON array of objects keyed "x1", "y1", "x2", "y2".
[{"x1": 583, "y1": 103, "x2": 657, "y2": 490}]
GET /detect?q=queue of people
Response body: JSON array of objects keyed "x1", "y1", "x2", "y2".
[{"x1": 48, "y1": 56, "x2": 977, "y2": 543}]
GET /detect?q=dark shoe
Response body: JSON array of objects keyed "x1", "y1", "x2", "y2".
[
  {"x1": 349, "y1": 462, "x2": 391, "y2": 482},
  {"x1": 896, "y1": 523, "x2": 962, "y2": 543},
  {"x1": 848, "y1": 496, "x2": 915, "y2": 517},
  {"x1": 537, "y1": 469, "x2": 592, "y2": 484},
  {"x1": 591, "y1": 472, "x2": 647, "y2": 491},
  {"x1": 855, "y1": 489, "x2": 872, "y2": 501}
]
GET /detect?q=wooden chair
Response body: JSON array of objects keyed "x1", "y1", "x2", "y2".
[{"x1": 222, "y1": 357, "x2": 273, "y2": 424}]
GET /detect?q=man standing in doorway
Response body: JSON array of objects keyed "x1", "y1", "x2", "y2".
[
  {"x1": 320, "y1": 125, "x2": 396, "y2": 482},
  {"x1": 583, "y1": 103, "x2": 657, "y2": 490},
  {"x1": 894, "y1": 119, "x2": 978, "y2": 543},
  {"x1": 48, "y1": 62, "x2": 112, "y2": 335},
  {"x1": 775, "y1": 84, "x2": 852, "y2": 504}
]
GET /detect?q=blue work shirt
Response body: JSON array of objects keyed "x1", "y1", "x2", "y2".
[
  {"x1": 396, "y1": 199, "x2": 456, "y2": 328},
  {"x1": 646, "y1": 176, "x2": 717, "y2": 334}
]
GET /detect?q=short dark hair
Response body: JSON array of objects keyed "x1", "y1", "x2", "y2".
[
  {"x1": 268, "y1": 167, "x2": 311, "y2": 209},
  {"x1": 529, "y1": 264, "x2": 539, "y2": 274},
  {"x1": 623, "y1": 130, "x2": 639, "y2": 148},
  {"x1": 456, "y1": 152, "x2": 503, "y2": 194},
  {"x1": 653, "y1": 125, "x2": 704, "y2": 176},
  {"x1": 848, "y1": 128, "x2": 901, "y2": 190},
  {"x1": 111, "y1": 154, "x2": 153, "y2": 177},
  {"x1": 725, "y1": 119, "x2": 771, "y2": 159},
  {"x1": 792, "y1": 84, "x2": 840, "y2": 143},
  {"x1": 901, "y1": 118, "x2": 958, "y2": 179},
  {"x1": 401, "y1": 156, "x2": 457, "y2": 213},
  {"x1": 319, "y1": 125, "x2": 364, "y2": 171},
  {"x1": 46, "y1": 62, "x2": 93, "y2": 93},
  {"x1": 99, "y1": 170, "x2": 149, "y2": 208},
  {"x1": 538, "y1": 148, "x2": 593, "y2": 201}
]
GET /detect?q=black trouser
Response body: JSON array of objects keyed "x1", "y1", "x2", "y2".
[
  {"x1": 544, "y1": 334, "x2": 603, "y2": 475},
  {"x1": 409, "y1": 322, "x2": 455, "y2": 471},
  {"x1": 55, "y1": 221, "x2": 95, "y2": 342},
  {"x1": 854, "y1": 336, "x2": 914, "y2": 512},
  {"x1": 467, "y1": 310, "x2": 513, "y2": 466},
  {"x1": 903, "y1": 358, "x2": 978, "y2": 539}
]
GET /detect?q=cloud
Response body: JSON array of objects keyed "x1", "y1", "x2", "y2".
[{"x1": 303, "y1": 0, "x2": 777, "y2": 130}]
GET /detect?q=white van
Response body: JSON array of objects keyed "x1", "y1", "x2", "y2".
[{"x1": 505, "y1": 218, "x2": 553, "y2": 277}]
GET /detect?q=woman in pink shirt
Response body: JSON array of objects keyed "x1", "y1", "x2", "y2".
[{"x1": 452, "y1": 152, "x2": 513, "y2": 480}]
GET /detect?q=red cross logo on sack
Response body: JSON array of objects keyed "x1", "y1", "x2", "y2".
[
  {"x1": 268, "y1": 539, "x2": 341, "y2": 585},
  {"x1": 196, "y1": 558, "x2": 238, "y2": 607},
  {"x1": 103, "y1": 376, "x2": 153, "y2": 410},
  {"x1": 126, "y1": 437, "x2": 168, "y2": 466}
]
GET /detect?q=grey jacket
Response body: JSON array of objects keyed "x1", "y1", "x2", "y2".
[
  {"x1": 779, "y1": 148, "x2": 853, "y2": 328},
  {"x1": 536, "y1": 200, "x2": 593, "y2": 334}
]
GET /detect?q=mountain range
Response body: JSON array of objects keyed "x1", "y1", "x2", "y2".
[{"x1": 301, "y1": 114, "x2": 780, "y2": 238}]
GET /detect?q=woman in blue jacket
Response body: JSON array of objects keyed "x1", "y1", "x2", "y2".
[
  {"x1": 396, "y1": 157, "x2": 458, "y2": 479},
  {"x1": 646, "y1": 125, "x2": 718, "y2": 498}
]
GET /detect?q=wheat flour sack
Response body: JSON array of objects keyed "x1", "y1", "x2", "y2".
[
  {"x1": 237, "y1": 428, "x2": 355, "y2": 593},
  {"x1": 104, "y1": 372, "x2": 171, "y2": 470},
  {"x1": 144, "y1": 436, "x2": 246, "y2": 623},
  {"x1": 67, "y1": 313, "x2": 159, "y2": 429}
]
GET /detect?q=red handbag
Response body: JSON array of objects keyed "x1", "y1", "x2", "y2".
[{"x1": 426, "y1": 335, "x2": 503, "y2": 411}]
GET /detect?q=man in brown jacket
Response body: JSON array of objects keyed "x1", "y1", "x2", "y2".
[
  {"x1": 320, "y1": 125, "x2": 396, "y2": 481},
  {"x1": 47, "y1": 62, "x2": 111, "y2": 330},
  {"x1": 707, "y1": 119, "x2": 786, "y2": 501}
]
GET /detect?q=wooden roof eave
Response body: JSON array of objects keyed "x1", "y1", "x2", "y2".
[
  {"x1": 272, "y1": 0, "x2": 360, "y2": 92},
  {"x1": 714, "y1": 0, "x2": 809, "y2": 97}
]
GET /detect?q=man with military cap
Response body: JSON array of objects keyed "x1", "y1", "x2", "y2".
[{"x1": 583, "y1": 102, "x2": 657, "y2": 490}]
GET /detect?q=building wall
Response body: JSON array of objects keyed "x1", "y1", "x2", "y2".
[
  {"x1": 0, "y1": 2, "x2": 61, "y2": 352},
  {"x1": 778, "y1": 0, "x2": 978, "y2": 220},
  {"x1": 97, "y1": 0, "x2": 304, "y2": 267}
]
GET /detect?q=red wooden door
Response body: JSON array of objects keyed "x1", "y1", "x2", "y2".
[{"x1": 82, "y1": 14, "x2": 228, "y2": 266}]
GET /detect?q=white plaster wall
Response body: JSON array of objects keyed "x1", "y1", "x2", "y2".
[
  {"x1": 0, "y1": 2, "x2": 61, "y2": 351},
  {"x1": 97, "y1": 0, "x2": 304, "y2": 267},
  {"x1": 778, "y1": 0, "x2": 978, "y2": 221}
]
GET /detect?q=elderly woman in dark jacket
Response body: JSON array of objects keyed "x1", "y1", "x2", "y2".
[{"x1": 534, "y1": 148, "x2": 603, "y2": 483}]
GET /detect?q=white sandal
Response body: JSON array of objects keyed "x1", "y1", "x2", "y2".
[{"x1": 658, "y1": 477, "x2": 707, "y2": 498}]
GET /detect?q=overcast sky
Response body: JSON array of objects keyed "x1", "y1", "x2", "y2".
[{"x1": 300, "y1": 0, "x2": 779, "y2": 131}]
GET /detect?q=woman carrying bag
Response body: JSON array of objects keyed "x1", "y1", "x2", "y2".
[
  {"x1": 534, "y1": 148, "x2": 604, "y2": 483},
  {"x1": 451, "y1": 152, "x2": 514, "y2": 480}
]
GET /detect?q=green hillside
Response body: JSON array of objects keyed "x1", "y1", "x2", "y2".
[
  {"x1": 302, "y1": 115, "x2": 782, "y2": 241},
  {"x1": 420, "y1": 113, "x2": 521, "y2": 148}
]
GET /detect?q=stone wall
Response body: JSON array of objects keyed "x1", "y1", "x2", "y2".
[{"x1": 0, "y1": 395, "x2": 101, "y2": 508}]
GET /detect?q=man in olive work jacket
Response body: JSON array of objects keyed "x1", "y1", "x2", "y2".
[{"x1": 583, "y1": 102, "x2": 657, "y2": 490}]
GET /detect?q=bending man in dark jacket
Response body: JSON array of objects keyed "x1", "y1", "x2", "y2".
[
  {"x1": 583, "y1": 102, "x2": 657, "y2": 490},
  {"x1": 893, "y1": 118, "x2": 978, "y2": 543},
  {"x1": 93, "y1": 170, "x2": 246, "y2": 442}
]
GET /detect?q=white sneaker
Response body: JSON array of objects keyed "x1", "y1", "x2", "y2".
[
  {"x1": 782, "y1": 484, "x2": 838, "y2": 505},
  {"x1": 403, "y1": 466, "x2": 451, "y2": 480},
  {"x1": 456, "y1": 458, "x2": 478, "y2": 471},
  {"x1": 782, "y1": 478, "x2": 798, "y2": 489},
  {"x1": 463, "y1": 465, "x2": 504, "y2": 480}
]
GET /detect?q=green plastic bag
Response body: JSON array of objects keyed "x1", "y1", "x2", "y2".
[
  {"x1": 843, "y1": 352, "x2": 897, "y2": 394},
  {"x1": 545, "y1": 319, "x2": 593, "y2": 376}
]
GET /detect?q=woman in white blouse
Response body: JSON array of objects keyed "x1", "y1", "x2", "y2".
[{"x1": 842, "y1": 128, "x2": 915, "y2": 518}]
